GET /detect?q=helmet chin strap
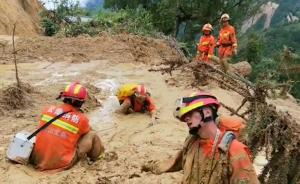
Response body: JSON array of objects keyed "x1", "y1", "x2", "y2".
[
  {"x1": 199, "y1": 108, "x2": 214, "y2": 123},
  {"x1": 189, "y1": 109, "x2": 214, "y2": 135}
]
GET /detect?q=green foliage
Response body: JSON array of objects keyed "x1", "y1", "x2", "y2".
[
  {"x1": 263, "y1": 23, "x2": 300, "y2": 57},
  {"x1": 95, "y1": 8, "x2": 157, "y2": 35},
  {"x1": 41, "y1": 18, "x2": 59, "y2": 36},
  {"x1": 40, "y1": 0, "x2": 88, "y2": 36},
  {"x1": 64, "y1": 22, "x2": 99, "y2": 37},
  {"x1": 103, "y1": 0, "x2": 264, "y2": 54},
  {"x1": 245, "y1": 33, "x2": 264, "y2": 64},
  {"x1": 249, "y1": 58, "x2": 279, "y2": 82},
  {"x1": 270, "y1": 0, "x2": 300, "y2": 27}
]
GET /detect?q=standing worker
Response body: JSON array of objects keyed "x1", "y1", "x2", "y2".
[
  {"x1": 197, "y1": 23, "x2": 215, "y2": 63},
  {"x1": 30, "y1": 82, "x2": 105, "y2": 171},
  {"x1": 217, "y1": 13, "x2": 238, "y2": 60},
  {"x1": 144, "y1": 92, "x2": 259, "y2": 184}
]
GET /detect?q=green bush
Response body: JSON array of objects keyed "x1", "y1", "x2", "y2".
[
  {"x1": 64, "y1": 22, "x2": 101, "y2": 37},
  {"x1": 95, "y1": 8, "x2": 157, "y2": 36},
  {"x1": 41, "y1": 18, "x2": 59, "y2": 36},
  {"x1": 246, "y1": 33, "x2": 264, "y2": 64}
]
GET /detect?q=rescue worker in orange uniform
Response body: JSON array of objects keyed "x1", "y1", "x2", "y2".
[
  {"x1": 30, "y1": 82, "x2": 105, "y2": 171},
  {"x1": 145, "y1": 92, "x2": 259, "y2": 184},
  {"x1": 217, "y1": 13, "x2": 238, "y2": 59},
  {"x1": 119, "y1": 85, "x2": 157, "y2": 125},
  {"x1": 197, "y1": 23, "x2": 215, "y2": 63}
]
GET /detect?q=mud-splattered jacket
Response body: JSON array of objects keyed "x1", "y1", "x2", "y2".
[{"x1": 157, "y1": 134, "x2": 259, "y2": 184}]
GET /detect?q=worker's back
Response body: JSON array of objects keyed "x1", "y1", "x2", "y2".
[{"x1": 31, "y1": 103, "x2": 90, "y2": 171}]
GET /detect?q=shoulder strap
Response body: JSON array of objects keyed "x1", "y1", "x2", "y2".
[
  {"x1": 218, "y1": 131, "x2": 236, "y2": 153},
  {"x1": 27, "y1": 111, "x2": 71, "y2": 141}
]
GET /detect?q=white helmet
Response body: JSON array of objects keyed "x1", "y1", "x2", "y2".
[
  {"x1": 220, "y1": 13, "x2": 230, "y2": 21},
  {"x1": 202, "y1": 23, "x2": 213, "y2": 32}
]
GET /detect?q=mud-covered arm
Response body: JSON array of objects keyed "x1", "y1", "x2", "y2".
[
  {"x1": 142, "y1": 150, "x2": 183, "y2": 175},
  {"x1": 230, "y1": 147, "x2": 260, "y2": 184},
  {"x1": 156, "y1": 150, "x2": 183, "y2": 174}
]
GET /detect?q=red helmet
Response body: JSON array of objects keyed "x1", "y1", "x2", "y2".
[
  {"x1": 134, "y1": 85, "x2": 148, "y2": 96},
  {"x1": 62, "y1": 82, "x2": 88, "y2": 101}
]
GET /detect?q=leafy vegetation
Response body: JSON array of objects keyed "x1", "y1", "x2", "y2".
[
  {"x1": 40, "y1": 0, "x2": 157, "y2": 37},
  {"x1": 104, "y1": 0, "x2": 264, "y2": 40}
]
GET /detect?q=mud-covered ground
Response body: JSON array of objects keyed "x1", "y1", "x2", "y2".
[{"x1": 0, "y1": 34, "x2": 299, "y2": 184}]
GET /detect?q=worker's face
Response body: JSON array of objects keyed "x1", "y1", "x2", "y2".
[
  {"x1": 135, "y1": 93, "x2": 146, "y2": 103},
  {"x1": 184, "y1": 107, "x2": 213, "y2": 135},
  {"x1": 203, "y1": 30, "x2": 211, "y2": 35},
  {"x1": 222, "y1": 20, "x2": 229, "y2": 26},
  {"x1": 184, "y1": 111, "x2": 203, "y2": 135}
]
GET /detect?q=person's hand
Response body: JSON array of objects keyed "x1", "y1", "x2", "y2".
[
  {"x1": 141, "y1": 160, "x2": 160, "y2": 174},
  {"x1": 127, "y1": 108, "x2": 134, "y2": 114},
  {"x1": 148, "y1": 116, "x2": 158, "y2": 127}
]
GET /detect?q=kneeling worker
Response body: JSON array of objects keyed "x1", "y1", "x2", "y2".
[{"x1": 31, "y1": 82, "x2": 105, "y2": 171}]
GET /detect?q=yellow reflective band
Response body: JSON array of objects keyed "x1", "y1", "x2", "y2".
[
  {"x1": 74, "y1": 84, "x2": 82, "y2": 95},
  {"x1": 179, "y1": 101, "x2": 204, "y2": 118},
  {"x1": 41, "y1": 114, "x2": 79, "y2": 134},
  {"x1": 202, "y1": 41, "x2": 209, "y2": 45},
  {"x1": 65, "y1": 84, "x2": 71, "y2": 92}
]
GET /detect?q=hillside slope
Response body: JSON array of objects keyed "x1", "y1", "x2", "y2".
[{"x1": 0, "y1": 0, "x2": 43, "y2": 35}]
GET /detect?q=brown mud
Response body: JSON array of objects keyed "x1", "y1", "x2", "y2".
[{"x1": 0, "y1": 34, "x2": 299, "y2": 183}]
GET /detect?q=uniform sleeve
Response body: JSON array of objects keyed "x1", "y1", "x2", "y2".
[
  {"x1": 80, "y1": 116, "x2": 90, "y2": 135},
  {"x1": 197, "y1": 37, "x2": 202, "y2": 52},
  {"x1": 230, "y1": 142, "x2": 259, "y2": 184},
  {"x1": 147, "y1": 97, "x2": 156, "y2": 113},
  {"x1": 208, "y1": 36, "x2": 215, "y2": 58},
  {"x1": 231, "y1": 27, "x2": 237, "y2": 48}
]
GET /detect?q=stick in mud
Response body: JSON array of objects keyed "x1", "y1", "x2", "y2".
[{"x1": 12, "y1": 22, "x2": 20, "y2": 87}]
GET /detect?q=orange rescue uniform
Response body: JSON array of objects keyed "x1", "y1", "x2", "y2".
[
  {"x1": 182, "y1": 134, "x2": 258, "y2": 184},
  {"x1": 123, "y1": 96, "x2": 156, "y2": 113},
  {"x1": 167, "y1": 133, "x2": 259, "y2": 184},
  {"x1": 32, "y1": 104, "x2": 90, "y2": 171},
  {"x1": 197, "y1": 35, "x2": 215, "y2": 63},
  {"x1": 218, "y1": 25, "x2": 237, "y2": 59}
]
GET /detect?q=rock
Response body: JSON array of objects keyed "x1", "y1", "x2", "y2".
[{"x1": 229, "y1": 61, "x2": 252, "y2": 76}]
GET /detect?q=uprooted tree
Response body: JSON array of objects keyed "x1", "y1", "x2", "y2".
[{"x1": 150, "y1": 39, "x2": 300, "y2": 183}]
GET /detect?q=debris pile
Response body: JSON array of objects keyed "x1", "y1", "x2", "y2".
[
  {"x1": 0, "y1": 83, "x2": 35, "y2": 112},
  {"x1": 150, "y1": 50, "x2": 300, "y2": 183}
]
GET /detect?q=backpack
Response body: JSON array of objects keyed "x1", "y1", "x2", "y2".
[{"x1": 216, "y1": 115, "x2": 246, "y2": 137}]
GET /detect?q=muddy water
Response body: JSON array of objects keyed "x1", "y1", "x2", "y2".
[
  {"x1": 0, "y1": 59, "x2": 287, "y2": 183},
  {"x1": 89, "y1": 79, "x2": 119, "y2": 133}
]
